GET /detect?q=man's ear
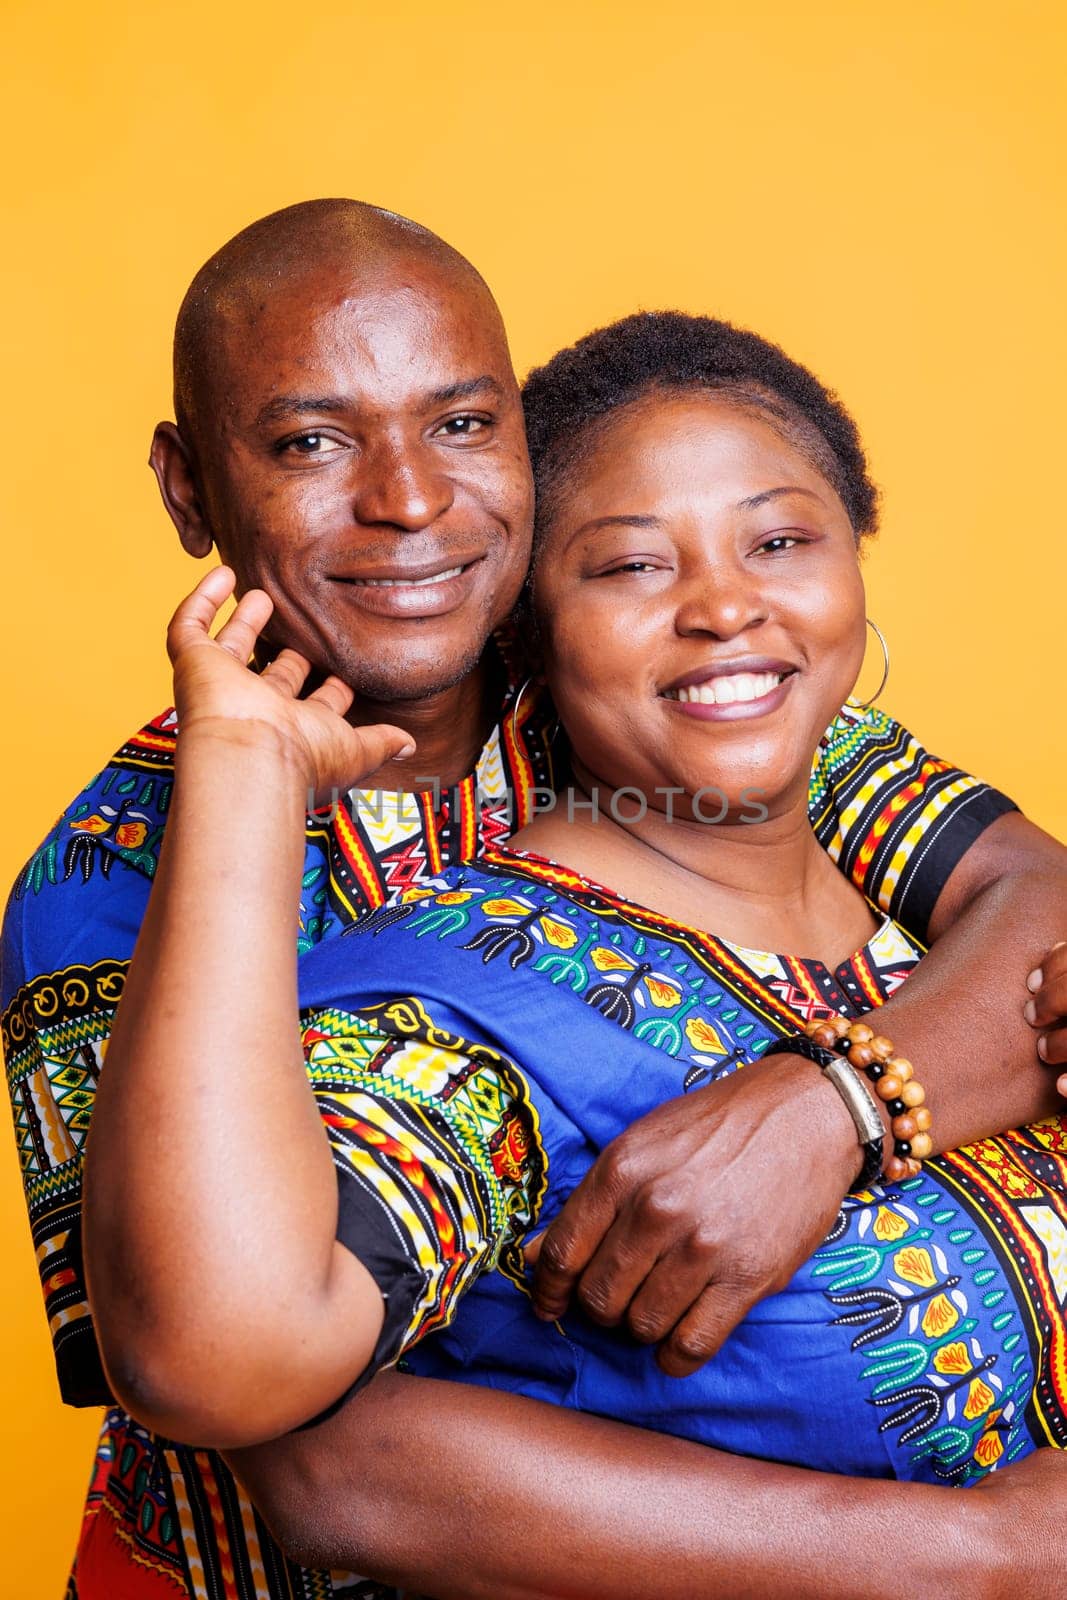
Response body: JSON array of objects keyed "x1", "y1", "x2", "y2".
[{"x1": 150, "y1": 422, "x2": 214, "y2": 558}]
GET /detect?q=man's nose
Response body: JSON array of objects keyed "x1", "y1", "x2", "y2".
[
  {"x1": 351, "y1": 439, "x2": 454, "y2": 530},
  {"x1": 674, "y1": 568, "x2": 768, "y2": 640}
]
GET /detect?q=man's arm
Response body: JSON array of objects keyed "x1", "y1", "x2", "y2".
[
  {"x1": 529, "y1": 810, "x2": 1067, "y2": 1369},
  {"x1": 226, "y1": 1370, "x2": 1063, "y2": 1600}
]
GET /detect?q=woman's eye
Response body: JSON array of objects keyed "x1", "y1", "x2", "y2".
[
  {"x1": 757, "y1": 534, "x2": 802, "y2": 554},
  {"x1": 435, "y1": 415, "x2": 489, "y2": 438},
  {"x1": 600, "y1": 560, "x2": 660, "y2": 576}
]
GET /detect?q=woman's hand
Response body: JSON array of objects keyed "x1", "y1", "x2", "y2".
[
  {"x1": 1026, "y1": 941, "x2": 1067, "y2": 1091},
  {"x1": 167, "y1": 566, "x2": 414, "y2": 799},
  {"x1": 527, "y1": 1051, "x2": 858, "y2": 1377}
]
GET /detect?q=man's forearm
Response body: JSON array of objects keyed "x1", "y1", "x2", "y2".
[
  {"x1": 228, "y1": 1373, "x2": 1018, "y2": 1600},
  {"x1": 84, "y1": 722, "x2": 382, "y2": 1445},
  {"x1": 873, "y1": 814, "x2": 1067, "y2": 1150}
]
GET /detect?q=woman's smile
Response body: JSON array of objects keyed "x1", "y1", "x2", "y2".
[{"x1": 660, "y1": 658, "x2": 798, "y2": 719}]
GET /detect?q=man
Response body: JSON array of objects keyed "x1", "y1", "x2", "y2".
[{"x1": 4, "y1": 198, "x2": 1065, "y2": 1600}]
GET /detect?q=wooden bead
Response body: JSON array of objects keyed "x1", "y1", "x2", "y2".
[
  {"x1": 832, "y1": 1016, "x2": 852, "y2": 1038},
  {"x1": 909, "y1": 1132, "x2": 933, "y2": 1160},
  {"x1": 900, "y1": 1081, "x2": 926, "y2": 1108},
  {"x1": 892, "y1": 1113, "x2": 918, "y2": 1141},
  {"x1": 810, "y1": 1024, "x2": 838, "y2": 1049},
  {"x1": 847, "y1": 1023, "x2": 875, "y2": 1044},
  {"x1": 914, "y1": 1106, "x2": 932, "y2": 1132},
  {"x1": 884, "y1": 1155, "x2": 909, "y2": 1182},
  {"x1": 803, "y1": 1019, "x2": 823, "y2": 1037},
  {"x1": 870, "y1": 1035, "x2": 894, "y2": 1061},
  {"x1": 876, "y1": 1074, "x2": 903, "y2": 1101},
  {"x1": 848, "y1": 1043, "x2": 876, "y2": 1069},
  {"x1": 904, "y1": 1158, "x2": 923, "y2": 1177},
  {"x1": 888, "y1": 1057, "x2": 914, "y2": 1082}
]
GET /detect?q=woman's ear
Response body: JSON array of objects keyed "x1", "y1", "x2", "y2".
[{"x1": 149, "y1": 422, "x2": 215, "y2": 559}]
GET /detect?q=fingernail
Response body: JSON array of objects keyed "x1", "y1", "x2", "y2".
[
  {"x1": 1027, "y1": 969, "x2": 1043, "y2": 992},
  {"x1": 1038, "y1": 1035, "x2": 1049, "y2": 1061},
  {"x1": 1059, "y1": 1074, "x2": 1067, "y2": 1096},
  {"x1": 397, "y1": 741, "x2": 416, "y2": 759},
  {"x1": 1024, "y1": 999, "x2": 1037, "y2": 1025}
]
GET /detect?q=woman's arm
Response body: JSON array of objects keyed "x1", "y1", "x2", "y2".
[
  {"x1": 529, "y1": 814, "x2": 1067, "y2": 1366},
  {"x1": 227, "y1": 1370, "x2": 1062, "y2": 1600},
  {"x1": 83, "y1": 572, "x2": 412, "y2": 1445}
]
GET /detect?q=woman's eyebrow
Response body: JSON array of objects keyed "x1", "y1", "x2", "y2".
[
  {"x1": 569, "y1": 513, "x2": 665, "y2": 541},
  {"x1": 737, "y1": 486, "x2": 826, "y2": 511}
]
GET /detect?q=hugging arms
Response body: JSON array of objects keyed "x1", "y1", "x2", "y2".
[{"x1": 7, "y1": 203, "x2": 1067, "y2": 1600}]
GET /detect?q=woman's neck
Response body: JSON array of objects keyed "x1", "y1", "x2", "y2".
[{"x1": 510, "y1": 766, "x2": 878, "y2": 970}]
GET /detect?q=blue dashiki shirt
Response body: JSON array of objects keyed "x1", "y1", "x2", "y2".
[
  {"x1": 299, "y1": 846, "x2": 1067, "y2": 1487},
  {"x1": 1, "y1": 691, "x2": 1021, "y2": 1598}
]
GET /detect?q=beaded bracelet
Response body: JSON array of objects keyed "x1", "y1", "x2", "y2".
[{"x1": 803, "y1": 1016, "x2": 932, "y2": 1183}]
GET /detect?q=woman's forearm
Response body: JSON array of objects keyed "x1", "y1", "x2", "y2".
[
  {"x1": 228, "y1": 1372, "x2": 1037, "y2": 1600},
  {"x1": 83, "y1": 721, "x2": 383, "y2": 1446}
]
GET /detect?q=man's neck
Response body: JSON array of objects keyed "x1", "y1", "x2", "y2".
[{"x1": 347, "y1": 652, "x2": 505, "y2": 794}]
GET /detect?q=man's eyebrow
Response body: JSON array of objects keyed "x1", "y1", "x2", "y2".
[
  {"x1": 737, "y1": 486, "x2": 825, "y2": 511},
  {"x1": 253, "y1": 376, "x2": 505, "y2": 429},
  {"x1": 425, "y1": 375, "x2": 506, "y2": 407},
  {"x1": 254, "y1": 395, "x2": 352, "y2": 428}
]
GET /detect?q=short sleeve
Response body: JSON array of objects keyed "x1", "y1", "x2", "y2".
[
  {"x1": 808, "y1": 703, "x2": 1017, "y2": 940},
  {"x1": 301, "y1": 994, "x2": 547, "y2": 1393}
]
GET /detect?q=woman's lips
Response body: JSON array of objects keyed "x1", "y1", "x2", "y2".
[{"x1": 661, "y1": 669, "x2": 796, "y2": 720}]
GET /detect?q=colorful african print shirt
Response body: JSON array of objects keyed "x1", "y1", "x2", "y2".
[
  {"x1": 0, "y1": 692, "x2": 1016, "y2": 1599},
  {"x1": 301, "y1": 847, "x2": 1067, "y2": 1485}
]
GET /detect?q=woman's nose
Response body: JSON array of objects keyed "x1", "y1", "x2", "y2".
[
  {"x1": 674, "y1": 571, "x2": 768, "y2": 640},
  {"x1": 350, "y1": 438, "x2": 454, "y2": 531}
]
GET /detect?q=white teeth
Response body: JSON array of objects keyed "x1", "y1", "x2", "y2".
[
  {"x1": 667, "y1": 671, "x2": 784, "y2": 706},
  {"x1": 356, "y1": 566, "x2": 464, "y2": 588}
]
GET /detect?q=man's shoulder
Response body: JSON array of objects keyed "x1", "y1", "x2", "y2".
[{"x1": 4, "y1": 709, "x2": 177, "y2": 967}]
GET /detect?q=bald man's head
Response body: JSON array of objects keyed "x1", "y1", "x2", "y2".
[
  {"x1": 151, "y1": 197, "x2": 533, "y2": 708},
  {"x1": 173, "y1": 198, "x2": 497, "y2": 447}
]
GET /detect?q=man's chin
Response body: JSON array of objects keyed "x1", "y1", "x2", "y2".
[{"x1": 336, "y1": 636, "x2": 491, "y2": 708}]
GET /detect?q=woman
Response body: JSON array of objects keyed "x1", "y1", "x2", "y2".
[{"x1": 86, "y1": 314, "x2": 1066, "y2": 1588}]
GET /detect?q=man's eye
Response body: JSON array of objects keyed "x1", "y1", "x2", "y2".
[
  {"x1": 279, "y1": 433, "x2": 342, "y2": 456},
  {"x1": 434, "y1": 415, "x2": 489, "y2": 438},
  {"x1": 757, "y1": 535, "x2": 801, "y2": 554}
]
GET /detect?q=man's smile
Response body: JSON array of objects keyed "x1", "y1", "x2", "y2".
[{"x1": 330, "y1": 556, "x2": 485, "y2": 617}]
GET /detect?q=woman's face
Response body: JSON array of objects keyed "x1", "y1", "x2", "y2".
[{"x1": 532, "y1": 391, "x2": 868, "y2": 821}]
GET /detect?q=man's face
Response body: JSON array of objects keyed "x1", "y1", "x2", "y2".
[{"x1": 184, "y1": 257, "x2": 534, "y2": 703}]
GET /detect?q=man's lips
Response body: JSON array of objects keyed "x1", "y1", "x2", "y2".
[{"x1": 329, "y1": 557, "x2": 484, "y2": 619}]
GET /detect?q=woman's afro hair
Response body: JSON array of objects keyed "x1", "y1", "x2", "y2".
[{"x1": 521, "y1": 310, "x2": 879, "y2": 541}]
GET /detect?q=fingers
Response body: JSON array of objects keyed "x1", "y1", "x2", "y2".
[
  {"x1": 350, "y1": 722, "x2": 416, "y2": 772},
  {"x1": 656, "y1": 1278, "x2": 759, "y2": 1379},
  {"x1": 1027, "y1": 941, "x2": 1066, "y2": 996},
  {"x1": 307, "y1": 675, "x2": 356, "y2": 719},
  {"x1": 259, "y1": 648, "x2": 313, "y2": 698},
  {"x1": 1024, "y1": 945, "x2": 1067, "y2": 1077},
  {"x1": 166, "y1": 568, "x2": 276, "y2": 667},
  {"x1": 166, "y1": 567, "x2": 237, "y2": 662},
  {"x1": 212, "y1": 590, "x2": 275, "y2": 664},
  {"x1": 531, "y1": 1167, "x2": 620, "y2": 1322}
]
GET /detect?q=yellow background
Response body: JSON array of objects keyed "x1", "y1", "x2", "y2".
[{"x1": 2, "y1": 0, "x2": 1064, "y2": 1586}]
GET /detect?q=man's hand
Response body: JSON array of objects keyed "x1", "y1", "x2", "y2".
[
  {"x1": 168, "y1": 566, "x2": 414, "y2": 799},
  {"x1": 528, "y1": 1053, "x2": 860, "y2": 1377},
  {"x1": 1026, "y1": 941, "x2": 1067, "y2": 1091}
]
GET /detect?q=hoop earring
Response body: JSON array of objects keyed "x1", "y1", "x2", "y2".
[
  {"x1": 857, "y1": 618, "x2": 890, "y2": 709},
  {"x1": 509, "y1": 676, "x2": 534, "y2": 748}
]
